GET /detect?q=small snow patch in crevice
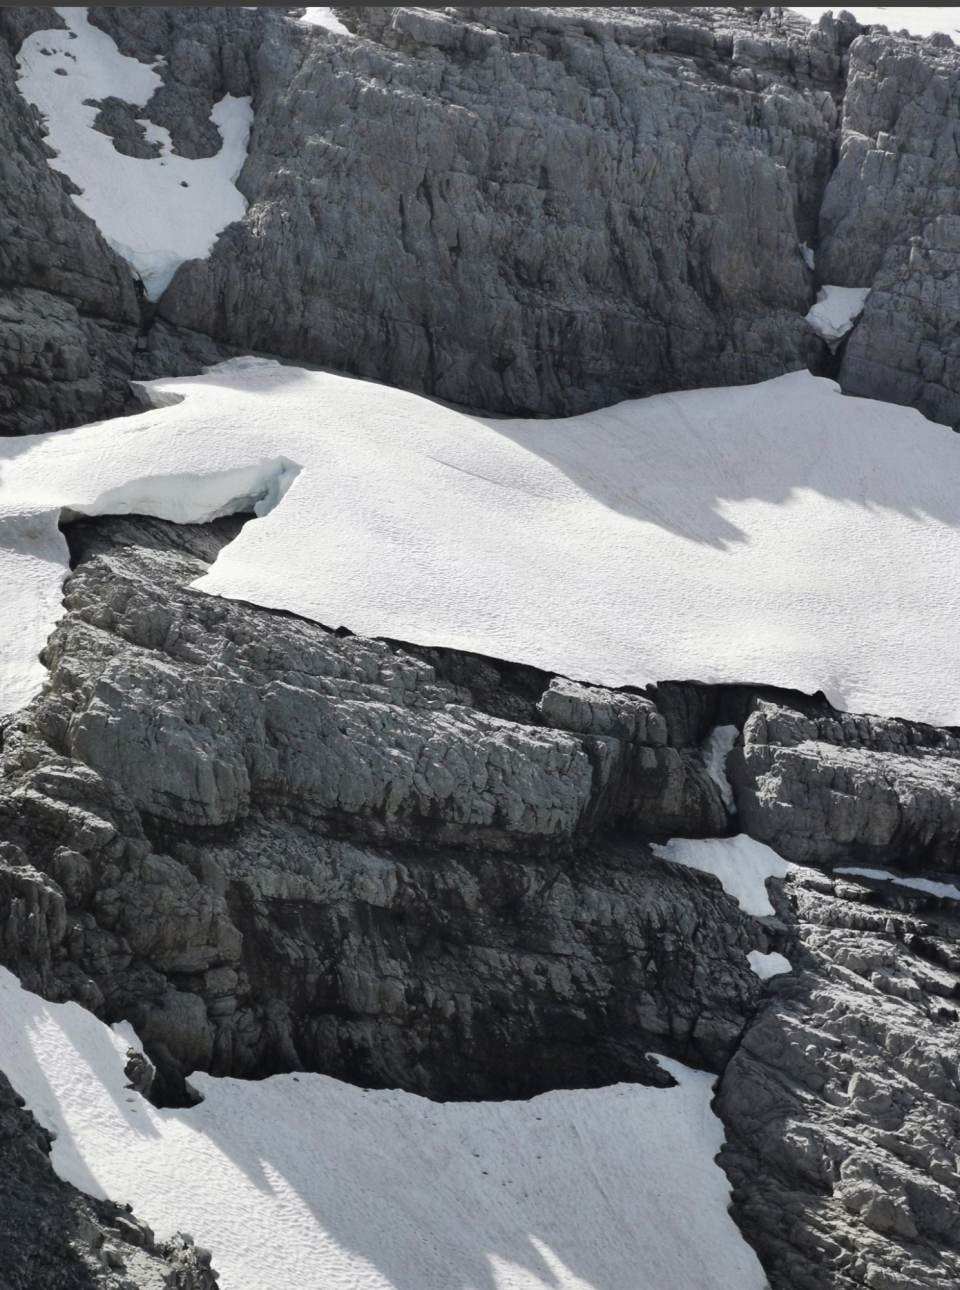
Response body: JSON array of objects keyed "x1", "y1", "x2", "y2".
[
  {"x1": 652, "y1": 834, "x2": 791, "y2": 917},
  {"x1": 804, "y1": 285, "x2": 871, "y2": 349},
  {"x1": 748, "y1": 950, "x2": 793, "y2": 980},
  {"x1": 701, "y1": 723, "x2": 738, "y2": 814},
  {"x1": 834, "y1": 866, "x2": 960, "y2": 902},
  {"x1": 297, "y1": 7, "x2": 353, "y2": 35}
]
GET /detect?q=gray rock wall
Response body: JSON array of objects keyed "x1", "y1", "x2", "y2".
[
  {"x1": 4, "y1": 6, "x2": 960, "y2": 429},
  {"x1": 159, "y1": 4, "x2": 838, "y2": 414},
  {"x1": 0, "y1": 514, "x2": 757, "y2": 1104},
  {"x1": 821, "y1": 31, "x2": 960, "y2": 427}
]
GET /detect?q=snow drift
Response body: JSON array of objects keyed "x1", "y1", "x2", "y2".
[
  {"x1": 0, "y1": 966, "x2": 766, "y2": 1290},
  {"x1": 2, "y1": 360, "x2": 960, "y2": 725},
  {"x1": 15, "y1": 7, "x2": 253, "y2": 299},
  {"x1": 790, "y1": 7, "x2": 960, "y2": 40}
]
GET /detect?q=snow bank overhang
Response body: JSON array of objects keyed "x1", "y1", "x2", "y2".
[{"x1": 2, "y1": 361, "x2": 960, "y2": 727}]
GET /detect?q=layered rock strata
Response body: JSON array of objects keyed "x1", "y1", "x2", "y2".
[{"x1": 4, "y1": 7, "x2": 960, "y2": 432}]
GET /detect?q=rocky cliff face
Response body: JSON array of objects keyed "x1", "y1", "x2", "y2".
[
  {"x1": 3, "y1": 512, "x2": 960, "y2": 1290},
  {"x1": 0, "y1": 1066, "x2": 218, "y2": 1290},
  {"x1": 3, "y1": 6, "x2": 960, "y2": 430},
  {"x1": 4, "y1": 7, "x2": 960, "y2": 1290}
]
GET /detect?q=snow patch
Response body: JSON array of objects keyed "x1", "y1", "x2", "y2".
[
  {"x1": 835, "y1": 866, "x2": 960, "y2": 902},
  {"x1": 3, "y1": 364, "x2": 960, "y2": 725},
  {"x1": 0, "y1": 453, "x2": 298, "y2": 715},
  {"x1": 0, "y1": 967, "x2": 768, "y2": 1290},
  {"x1": 299, "y1": 7, "x2": 352, "y2": 35},
  {"x1": 748, "y1": 950, "x2": 793, "y2": 980},
  {"x1": 804, "y1": 286, "x2": 871, "y2": 348},
  {"x1": 790, "y1": 7, "x2": 960, "y2": 40},
  {"x1": 701, "y1": 724, "x2": 739, "y2": 814},
  {"x1": 652, "y1": 835, "x2": 792, "y2": 917},
  {"x1": 16, "y1": 8, "x2": 253, "y2": 300},
  {"x1": 800, "y1": 242, "x2": 815, "y2": 270},
  {"x1": 64, "y1": 457, "x2": 301, "y2": 528}
]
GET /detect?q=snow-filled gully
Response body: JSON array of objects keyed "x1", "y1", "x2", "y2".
[{"x1": 16, "y1": 7, "x2": 253, "y2": 300}]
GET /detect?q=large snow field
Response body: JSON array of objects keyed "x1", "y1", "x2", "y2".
[
  {"x1": 790, "y1": 7, "x2": 960, "y2": 38},
  {"x1": 2, "y1": 362, "x2": 960, "y2": 725},
  {"x1": 0, "y1": 967, "x2": 768, "y2": 1290},
  {"x1": 16, "y1": 8, "x2": 252, "y2": 300}
]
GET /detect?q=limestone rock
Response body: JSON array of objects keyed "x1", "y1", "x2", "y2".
[
  {"x1": 0, "y1": 1064, "x2": 219, "y2": 1289},
  {"x1": 728, "y1": 700, "x2": 960, "y2": 869},
  {"x1": 718, "y1": 867, "x2": 960, "y2": 1290},
  {"x1": 0, "y1": 514, "x2": 763, "y2": 1101},
  {"x1": 821, "y1": 31, "x2": 960, "y2": 428},
  {"x1": 159, "y1": 5, "x2": 835, "y2": 415}
]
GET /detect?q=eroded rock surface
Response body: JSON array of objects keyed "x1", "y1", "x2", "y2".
[
  {"x1": 729, "y1": 700, "x2": 960, "y2": 869},
  {"x1": 0, "y1": 514, "x2": 766, "y2": 1105},
  {"x1": 4, "y1": 6, "x2": 960, "y2": 431},
  {"x1": 719, "y1": 868, "x2": 960, "y2": 1290},
  {"x1": 0, "y1": 1067, "x2": 218, "y2": 1289}
]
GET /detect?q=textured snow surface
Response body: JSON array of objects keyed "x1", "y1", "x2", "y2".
[
  {"x1": 299, "y1": 7, "x2": 352, "y2": 34},
  {"x1": 748, "y1": 950, "x2": 794, "y2": 980},
  {"x1": 790, "y1": 7, "x2": 960, "y2": 38},
  {"x1": 0, "y1": 968, "x2": 767, "y2": 1290},
  {"x1": 701, "y1": 725, "x2": 739, "y2": 814},
  {"x1": 804, "y1": 286, "x2": 871, "y2": 347},
  {"x1": 652, "y1": 836, "x2": 792, "y2": 918},
  {"x1": 16, "y1": 8, "x2": 253, "y2": 299},
  {"x1": 2, "y1": 361, "x2": 960, "y2": 724},
  {"x1": 835, "y1": 867, "x2": 960, "y2": 901}
]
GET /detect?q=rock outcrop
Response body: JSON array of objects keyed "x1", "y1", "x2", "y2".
[
  {"x1": 822, "y1": 31, "x2": 960, "y2": 428},
  {"x1": 4, "y1": 6, "x2": 960, "y2": 432},
  {"x1": 719, "y1": 867, "x2": 960, "y2": 1290},
  {"x1": 729, "y1": 700, "x2": 960, "y2": 870},
  {"x1": 0, "y1": 1066, "x2": 218, "y2": 1289},
  {"x1": 0, "y1": 513, "x2": 764, "y2": 1105}
]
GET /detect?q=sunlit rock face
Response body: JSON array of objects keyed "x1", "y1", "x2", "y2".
[
  {"x1": 4, "y1": 8, "x2": 960, "y2": 1290},
  {"x1": 5, "y1": 5, "x2": 960, "y2": 432}
]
